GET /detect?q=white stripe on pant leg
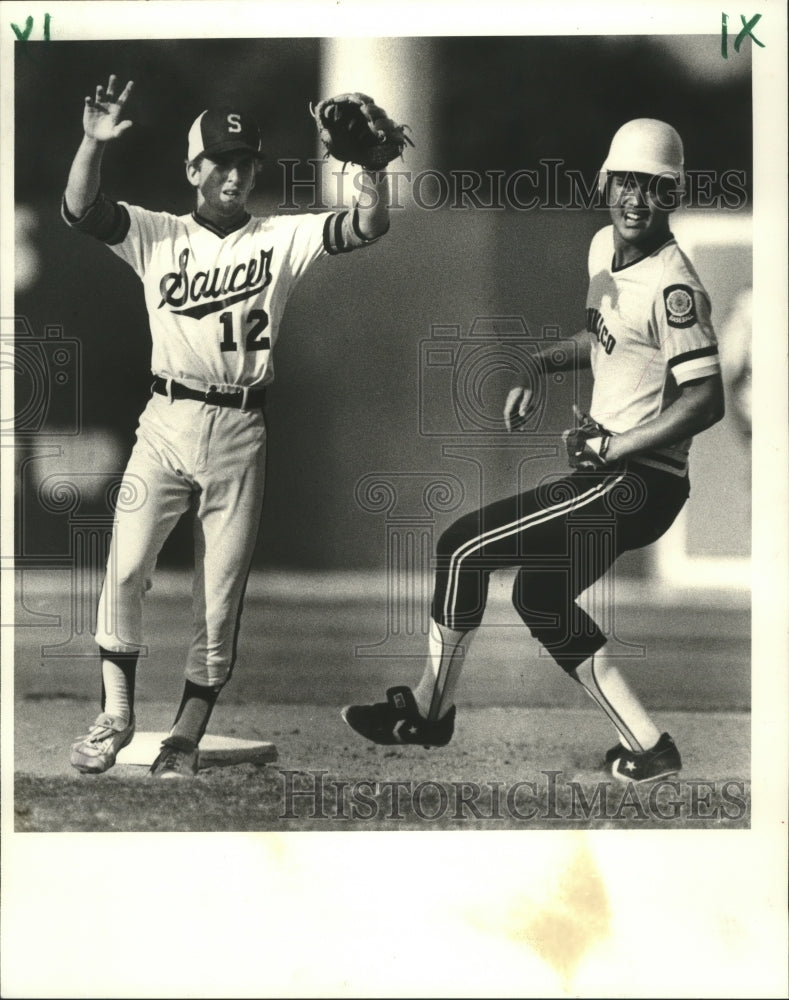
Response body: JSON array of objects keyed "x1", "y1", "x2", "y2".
[
  {"x1": 443, "y1": 480, "x2": 609, "y2": 623},
  {"x1": 443, "y1": 475, "x2": 625, "y2": 628}
]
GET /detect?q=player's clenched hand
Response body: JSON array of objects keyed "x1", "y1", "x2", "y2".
[
  {"x1": 562, "y1": 405, "x2": 613, "y2": 468},
  {"x1": 504, "y1": 385, "x2": 536, "y2": 432},
  {"x1": 83, "y1": 75, "x2": 134, "y2": 142}
]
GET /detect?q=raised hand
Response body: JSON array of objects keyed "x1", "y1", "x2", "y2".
[{"x1": 83, "y1": 75, "x2": 134, "y2": 142}]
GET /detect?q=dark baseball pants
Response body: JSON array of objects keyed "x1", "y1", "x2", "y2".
[{"x1": 431, "y1": 463, "x2": 689, "y2": 672}]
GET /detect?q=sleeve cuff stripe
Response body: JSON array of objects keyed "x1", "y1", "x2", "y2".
[
  {"x1": 62, "y1": 192, "x2": 130, "y2": 244},
  {"x1": 351, "y1": 206, "x2": 366, "y2": 242},
  {"x1": 674, "y1": 360, "x2": 721, "y2": 383},
  {"x1": 324, "y1": 211, "x2": 348, "y2": 255},
  {"x1": 667, "y1": 345, "x2": 718, "y2": 368},
  {"x1": 322, "y1": 212, "x2": 335, "y2": 253},
  {"x1": 107, "y1": 205, "x2": 131, "y2": 245}
]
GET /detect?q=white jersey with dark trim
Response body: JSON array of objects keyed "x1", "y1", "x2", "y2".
[
  {"x1": 104, "y1": 204, "x2": 339, "y2": 389},
  {"x1": 585, "y1": 225, "x2": 720, "y2": 476}
]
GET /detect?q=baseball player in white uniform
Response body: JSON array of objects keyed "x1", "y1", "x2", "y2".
[
  {"x1": 343, "y1": 119, "x2": 725, "y2": 784},
  {"x1": 66, "y1": 76, "x2": 391, "y2": 777}
]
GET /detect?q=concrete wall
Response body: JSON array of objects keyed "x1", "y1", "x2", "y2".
[{"x1": 15, "y1": 199, "x2": 750, "y2": 575}]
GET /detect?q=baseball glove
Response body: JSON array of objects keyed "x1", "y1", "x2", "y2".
[
  {"x1": 562, "y1": 407, "x2": 613, "y2": 469},
  {"x1": 311, "y1": 92, "x2": 414, "y2": 170}
]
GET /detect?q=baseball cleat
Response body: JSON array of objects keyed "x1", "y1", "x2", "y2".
[
  {"x1": 148, "y1": 737, "x2": 199, "y2": 779},
  {"x1": 341, "y1": 685, "x2": 455, "y2": 748},
  {"x1": 70, "y1": 713, "x2": 136, "y2": 774},
  {"x1": 610, "y1": 732, "x2": 681, "y2": 784}
]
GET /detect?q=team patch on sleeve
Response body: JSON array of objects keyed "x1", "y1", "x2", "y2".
[{"x1": 663, "y1": 284, "x2": 697, "y2": 328}]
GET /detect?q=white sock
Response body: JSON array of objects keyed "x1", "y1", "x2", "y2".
[
  {"x1": 413, "y1": 619, "x2": 471, "y2": 720},
  {"x1": 101, "y1": 658, "x2": 135, "y2": 725},
  {"x1": 573, "y1": 652, "x2": 660, "y2": 753}
]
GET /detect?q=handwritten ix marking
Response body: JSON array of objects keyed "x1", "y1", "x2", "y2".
[
  {"x1": 721, "y1": 12, "x2": 765, "y2": 58},
  {"x1": 10, "y1": 12, "x2": 51, "y2": 41}
]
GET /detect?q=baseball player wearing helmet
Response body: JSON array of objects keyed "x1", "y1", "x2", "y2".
[
  {"x1": 343, "y1": 119, "x2": 725, "y2": 785},
  {"x1": 66, "y1": 75, "x2": 393, "y2": 778}
]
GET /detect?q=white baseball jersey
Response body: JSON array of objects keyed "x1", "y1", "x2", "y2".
[
  {"x1": 62, "y1": 195, "x2": 374, "y2": 389},
  {"x1": 585, "y1": 225, "x2": 720, "y2": 476}
]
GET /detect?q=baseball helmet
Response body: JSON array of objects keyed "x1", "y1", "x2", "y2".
[{"x1": 597, "y1": 118, "x2": 685, "y2": 194}]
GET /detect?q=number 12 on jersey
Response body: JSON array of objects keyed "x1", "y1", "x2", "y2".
[{"x1": 219, "y1": 309, "x2": 270, "y2": 352}]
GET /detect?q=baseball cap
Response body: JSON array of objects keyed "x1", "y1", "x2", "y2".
[{"x1": 187, "y1": 108, "x2": 264, "y2": 163}]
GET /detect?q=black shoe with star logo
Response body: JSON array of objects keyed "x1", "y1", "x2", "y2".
[
  {"x1": 341, "y1": 686, "x2": 455, "y2": 748},
  {"x1": 609, "y1": 732, "x2": 681, "y2": 784}
]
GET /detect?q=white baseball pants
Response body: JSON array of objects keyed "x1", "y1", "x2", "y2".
[{"x1": 95, "y1": 392, "x2": 267, "y2": 686}]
